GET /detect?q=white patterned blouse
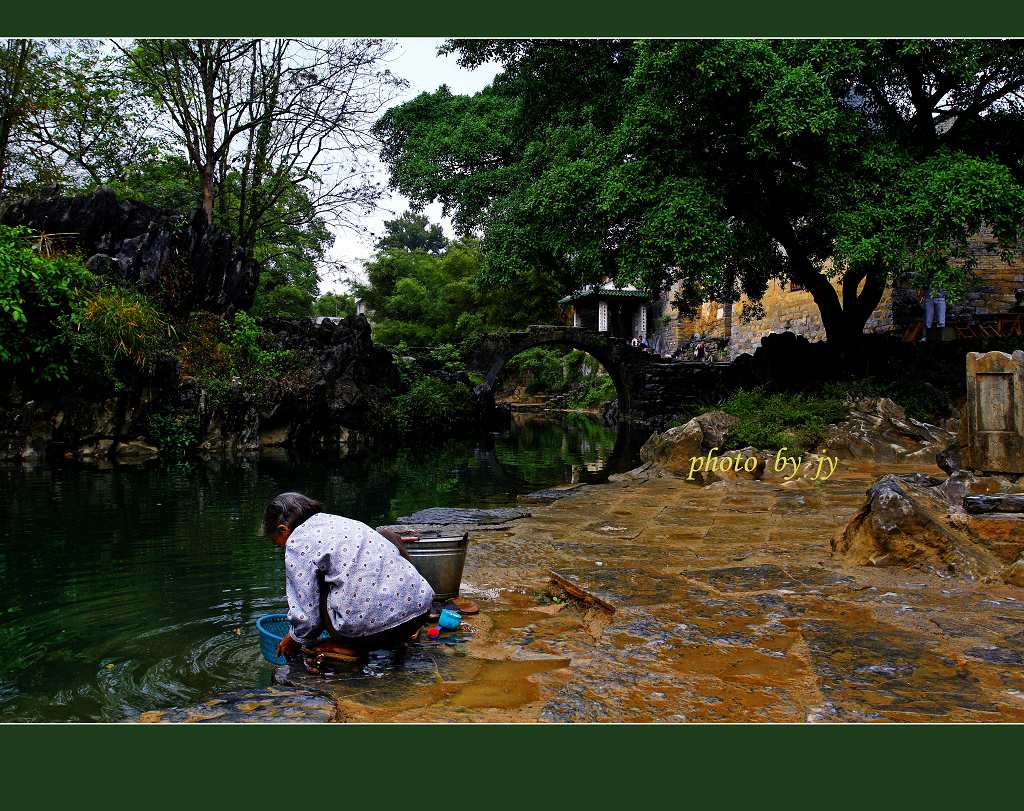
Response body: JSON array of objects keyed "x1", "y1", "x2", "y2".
[{"x1": 284, "y1": 513, "x2": 433, "y2": 644}]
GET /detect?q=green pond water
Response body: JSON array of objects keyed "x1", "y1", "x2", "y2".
[{"x1": 0, "y1": 412, "x2": 635, "y2": 721}]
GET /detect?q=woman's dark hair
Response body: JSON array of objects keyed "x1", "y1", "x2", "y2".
[{"x1": 263, "y1": 492, "x2": 322, "y2": 537}]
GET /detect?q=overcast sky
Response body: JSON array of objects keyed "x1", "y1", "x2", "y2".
[{"x1": 324, "y1": 38, "x2": 500, "y2": 294}]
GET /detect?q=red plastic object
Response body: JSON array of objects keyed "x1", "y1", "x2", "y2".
[
  {"x1": 400, "y1": 535, "x2": 419, "y2": 543},
  {"x1": 427, "y1": 626, "x2": 441, "y2": 639}
]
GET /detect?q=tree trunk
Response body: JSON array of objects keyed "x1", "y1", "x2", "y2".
[
  {"x1": 791, "y1": 259, "x2": 888, "y2": 350},
  {"x1": 0, "y1": 40, "x2": 32, "y2": 195},
  {"x1": 201, "y1": 164, "x2": 214, "y2": 224}
]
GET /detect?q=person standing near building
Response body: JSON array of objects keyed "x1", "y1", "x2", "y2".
[{"x1": 921, "y1": 288, "x2": 946, "y2": 341}]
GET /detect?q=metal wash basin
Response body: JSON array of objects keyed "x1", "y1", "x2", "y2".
[{"x1": 403, "y1": 533, "x2": 469, "y2": 602}]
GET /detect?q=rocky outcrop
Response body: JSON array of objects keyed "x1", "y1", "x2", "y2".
[
  {"x1": 964, "y1": 494, "x2": 1024, "y2": 513},
  {"x1": 255, "y1": 316, "x2": 402, "y2": 450},
  {"x1": 0, "y1": 315, "x2": 404, "y2": 462},
  {"x1": 833, "y1": 472, "x2": 1024, "y2": 585},
  {"x1": 824, "y1": 398, "x2": 955, "y2": 465},
  {"x1": 636, "y1": 411, "x2": 738, "y2": 480},
  {"x1": 0, "y1": 187, "x2": 258, "y2": 315},
  {"x1": 626, "y1": 398, "x2": 957, "y2": 485}
]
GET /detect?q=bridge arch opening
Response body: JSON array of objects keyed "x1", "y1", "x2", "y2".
[
  {"x1": 492, "y1": 343, "x2": 625, "y2": 416},
  {"x1": 470, "y1": 329, "x2": 632, "y2": 419}
]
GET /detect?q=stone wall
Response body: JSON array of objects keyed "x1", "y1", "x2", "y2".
[
  {"x1": 730, "y1": 276, "x2": 897, "y2": 358},
  {"x1": 650, "y1": 232, "x2": 1024, "y2": 359},
  {"x1": 648, "y1": 296, "x2": 681, "y2": 354},
  {"x1": 676, "y1": 300, "x2": 732, "y2": 343},
  {"x1": 649, "y1": 291, "x2": 731, "y2": 356},
  {"x1": 956, "y1": 227, "x2": 1024, "y2": 319}
]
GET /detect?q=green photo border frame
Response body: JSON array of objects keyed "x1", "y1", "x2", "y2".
[{"x1": 3, "y1": 1, "x2": 1024, "y2": 800}]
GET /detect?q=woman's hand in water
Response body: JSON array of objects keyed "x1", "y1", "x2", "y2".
[{"x1": 276, "y1": 633, "x2": 300, "y2": 658}]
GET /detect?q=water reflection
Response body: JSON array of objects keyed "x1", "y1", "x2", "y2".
[{"x1": 0, "y1": 412, "x2": 635, "y2": 721}]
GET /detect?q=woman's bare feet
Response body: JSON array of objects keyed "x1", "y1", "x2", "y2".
[{"x1": 306, "y1": 640, "x2": 361, "y2": 661}]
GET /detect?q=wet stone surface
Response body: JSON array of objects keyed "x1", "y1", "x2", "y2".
[
  {"x1": 136, "y1": 687, "x2": 337, "y2": 723},
  {"x1": 517, "y1": 485, "x2": 586, "y2": 504},
  {"x1": 799, "y1": 620, "x2": 995, "y2": 720},
  {"x1": 216, "y1": 458, "x2": 1024, "y2": 722},
  {"x1": 680, "y1": 564, "x2": 855, "y2": 594},
  {"x1": 395, "y1": 507, "x2": 532, "y2": 524}
]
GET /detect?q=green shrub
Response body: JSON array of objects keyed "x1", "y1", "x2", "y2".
[
  {"x1": 219, "y1": 312, "x2": 298, "y2": 401},
  {"x1": 177, "y1": 311, "x2": 298, "y2": 405},
  {"x1": 372, "y1": 318, "x2": 435, "y2": 348},
  {"x1": 176, "y1": 312, "x2": 232, "y2": 381},
  {"x1": 718, "y1": 388, "x2": 849, "y2": 452},
  {"x1": 313, "y1": 292, "x2": 355, "y2": 317},
  {"x1": 672, "y1": 380, "x2": 942, "y2": 452},
  {"x1": 0, "y1": 224, "x2": 92, "y2": 382},
  {"x1": 427, "y1": 343, "x2": 463, "y2": 373},
  {"x1": 249, "y1": 283, "x2": 314, "y2": 318},
  {"x1": 388, "y1": 376, "x2": 475, "y2": 435},
  {"x1": 505, "y1": 346, "x2": 566, "y2": 394},
  {"x1": 147, "y1": 412, "x2": 200, "y2": 453},
  {"x1": 70, "y1": 286, "x2": 175, "y2": 383},
  {"x1": 821, "y1": 378, "x2": 937, "y2": 423},
  {"x1": 567, "y1": 374, "x2": 618, "y2": 409},
  {"x1": 454, "y1": 310, "x2": 485, "y2": 339}
]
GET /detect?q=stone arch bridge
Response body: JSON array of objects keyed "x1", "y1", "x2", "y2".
[{"x1": 466, "y1": 325, "x2": 742, "y2": 429}]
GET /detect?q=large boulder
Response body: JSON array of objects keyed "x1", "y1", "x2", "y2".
[
  {"x1": 824, "y1": 398, "x2": 954, "y2": 465},
  {"x1": 0, "y1": 187, "x2": 258, "y2": 315},
  {"x1": 638, "y1": 411, "x2": 738, "y2": 479},
  {"x1": 833, "y1": 473, "x2": 1024, "y2": 584},
  {"x1": 258, "y1": 315, "x2": 403, "y2": 449}
]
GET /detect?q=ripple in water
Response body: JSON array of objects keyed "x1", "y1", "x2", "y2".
[{"x1": 0, "y1": 413, "x2": 632, "y2": 721}]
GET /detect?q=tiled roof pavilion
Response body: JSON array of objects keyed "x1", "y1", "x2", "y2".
[{"x1": 558, "y1": 282, "x2": 650, "y2": 305}]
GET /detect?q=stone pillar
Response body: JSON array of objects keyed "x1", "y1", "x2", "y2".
[
  {"x1": 965, "y1": 350, "x2": 1024, "y2": 474},
  {"x1": 598, "y1": 300, "x2": 608, "y2": 332},
  {"x1": 573, "y1": 308, "x2": 581, "y2": 328}
]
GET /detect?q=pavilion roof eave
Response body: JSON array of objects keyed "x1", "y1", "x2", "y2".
[{"x1": 558, "y1": 285, "x2": 651, "y2": 305}]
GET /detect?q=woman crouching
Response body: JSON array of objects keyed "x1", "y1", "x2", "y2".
[{"x1": 264, "y1": 492, "x2": 434, "y2": 661}]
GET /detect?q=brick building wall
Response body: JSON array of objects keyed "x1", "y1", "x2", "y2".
[
  {"x1": 729, "y1": 276, "x2": 897, "y2": 357},
  {"x1": 955, "y1": 227, "x2": 1024, "y2": 319},
  {"x1": 649, "y1": 233, "x2": 1024, "y2": 359}
]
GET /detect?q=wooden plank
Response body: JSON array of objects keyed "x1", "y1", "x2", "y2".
[{"x1": 548, "y1": 569, "x2": 617, "y2": 613}]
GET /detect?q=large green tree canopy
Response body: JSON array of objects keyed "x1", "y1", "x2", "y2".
[
  {"x1": 355, "y1": 210, "x2": 560, "y2": 346},
  {"x1": 375, "y1": 39, "x2": 1024, "y2": 345}
]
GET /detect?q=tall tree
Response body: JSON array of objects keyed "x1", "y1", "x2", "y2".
[
  {"x1": 121, "y1": 38, "x2": 404, "y2": 247},
  {"x1": 0, "y1": 39, "x2": 44, "y2": 195},
  {"x1": 120, "y1": 39, "x2": 266, "y2": 223},
  {"x1": 374, "y1": 210, "x2": 448, "y2": 254},
  {"x1": 376, "y1": 39, "x2": 1024, "y2": 347},
  {"x1": 356, "y1": 231, "x2": 558, "y2": 346},
  {"x1": 20, "y1": 40, "x2": 166, "y2": 190}
]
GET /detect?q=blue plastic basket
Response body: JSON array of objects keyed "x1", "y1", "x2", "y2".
[
  {"x1": 256, "y1": 613, "x2": 329, "y2": 665},
  {"x1": 256, "y1": 614, "x2": 292, "y2": 665}
]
